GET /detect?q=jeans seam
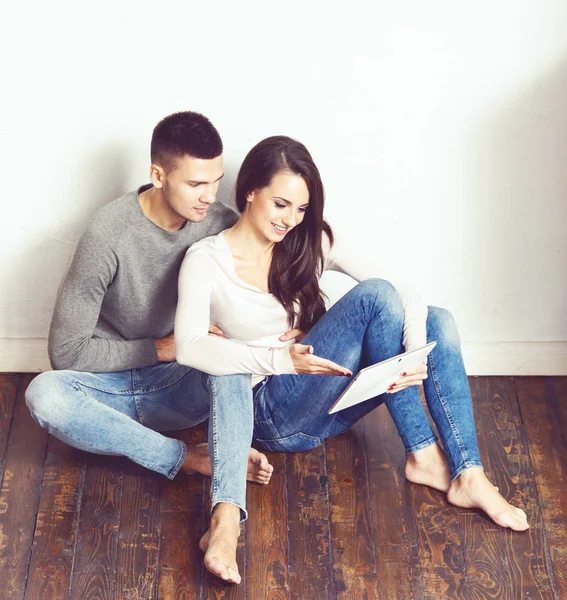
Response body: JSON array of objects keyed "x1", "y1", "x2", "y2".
[
  {"x1": 429, "y1": 350, "x2": 470, "y2": 465},
  {"x1": 133, "y1": 394, "x2": 145, "y2": 425},
  {"x1": 209, "y1": 375, "x2": 220, "y2": 501},
  {"x1": 58, "y1": 423, "x2": 177, "y2": 477},
  {"x1": 451, "y1": 461, "x2": 484, "y2": 481},
  {"x1": 405, "y1": 435, "x2": 438, "y2": 455},
  {"x1": 167, "y1": 439, "x2": 187, "y2": 480},
  {"x1": 210, "y1": 496, "x2": 248, "y2": 523},
  {"x1": 74, "y1": 367, "x2": 193, "y2": 395}
]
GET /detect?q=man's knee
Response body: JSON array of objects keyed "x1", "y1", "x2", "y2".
[{"x1": 25, "y1": 370, "x2": 74, "y2": 425}]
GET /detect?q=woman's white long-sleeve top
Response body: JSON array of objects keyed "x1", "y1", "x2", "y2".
[{"x1": 174, "y1": 230, "x2": 427, "y2": 385}]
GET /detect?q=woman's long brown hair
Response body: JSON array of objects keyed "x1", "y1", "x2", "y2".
[{"x1": 235, "y1": 136, "x2": 333, "y2": 331}]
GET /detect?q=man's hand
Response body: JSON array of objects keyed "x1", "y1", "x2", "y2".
[
  {"x1": 386, "y1": 362, "x2": 428, "y2": 393},
  {"x1": 279, "y1": 328, "x2": 307, "y2": 343},
  {"x1": 155, "y1": 326, "x2": 229, "y2": 362},
  {"x1": 154, "y1": 332, "x2": 175, "y2": 362},
  {"x1": 289, "y1": 343, "x2": 352, "y2": 376}
]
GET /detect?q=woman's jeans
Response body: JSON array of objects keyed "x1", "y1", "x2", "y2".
[
  {"x1": 25, "y1": 279, "x2": 482, "y2": 523},
  {"x1": 209, "y1": 279, "x2": 483, "y2": 520}
]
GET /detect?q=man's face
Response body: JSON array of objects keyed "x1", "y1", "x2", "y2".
[{"x1": 160, "y1": 154, "x2": 224, "y2": 223}]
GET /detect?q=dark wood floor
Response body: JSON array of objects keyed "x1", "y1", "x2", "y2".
[{"x1": 0, "y1": 374, "x2": 565, "y2": 599}]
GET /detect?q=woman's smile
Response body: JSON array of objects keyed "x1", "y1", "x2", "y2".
[{"x1": 271, "y1": 223, "x2": 289, "y2": 235}]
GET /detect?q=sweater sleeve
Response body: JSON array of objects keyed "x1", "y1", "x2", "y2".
[
  {"x1": 174, "y1": 249, "x2": 296, "y2": 376},
  {"x1": 323, "y1": 231, "x2": 428, "y2": 351},
  {"x1": 48, "y1": 227, "x2": 158, "y2": 372}
]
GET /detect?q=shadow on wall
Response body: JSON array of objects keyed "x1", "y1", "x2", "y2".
[
  {"x1": 461, "y1": 56, "x2": 567, "y2": 343},
  {"x1": 3, "y1": 143, "x2": 243, "y2": 340},
  {"x1": 2, "y1": 142, "x2": 131, "y2": 338}
]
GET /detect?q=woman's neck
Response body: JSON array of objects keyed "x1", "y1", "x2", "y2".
[{"x1": 225, "y1": 215, "x2": 275, "y2": 262}]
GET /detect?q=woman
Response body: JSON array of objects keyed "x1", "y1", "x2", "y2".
[{"x1": 174, "y1": 136, "x2": 528, "y2": 584}]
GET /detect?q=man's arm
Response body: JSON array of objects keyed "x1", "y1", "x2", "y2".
[{"x1": 48, "y1": 226, "x2": 159, "y2": 372}]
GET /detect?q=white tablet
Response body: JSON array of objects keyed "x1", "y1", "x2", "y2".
[{"x1": 328, "y1": 341, "x2": 437, "y2": 414}]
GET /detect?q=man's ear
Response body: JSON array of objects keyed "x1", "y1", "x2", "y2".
[{"x1": 149, "y1": 163, "x2": 165, "y2": 189}]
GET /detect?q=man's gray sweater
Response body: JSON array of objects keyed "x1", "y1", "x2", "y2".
[{"x1": 48, "y1": 184, "x2": 239, "y2": 373}]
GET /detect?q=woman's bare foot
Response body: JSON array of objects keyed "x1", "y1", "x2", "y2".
[
  {"x1": 200, "y1": 504, "x2": 241, "y2": 584},
  {"x1": 181, "y1": 443, "x2": 273, "y2": 484},
  {"x1": 447, "y1": 466, "x2": 529, "y2": 531},
  {"x1": 405, "y1": 442, "x2": 452, "y2": 493}
]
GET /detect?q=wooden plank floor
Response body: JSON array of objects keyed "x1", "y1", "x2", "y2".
[{"x1": 0, "y1": 374, "x2": 564, "y2": 600}]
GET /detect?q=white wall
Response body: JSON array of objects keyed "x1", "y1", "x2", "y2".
[{"x1": 1, "y1": 0, "x2": 566, "y2": 373}]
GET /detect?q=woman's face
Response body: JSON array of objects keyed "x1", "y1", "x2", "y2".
[{"x1": 246, "y1": 171, "x2": 309, "y2": 243}]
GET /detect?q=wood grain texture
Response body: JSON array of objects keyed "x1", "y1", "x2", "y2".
[
  {"x1": 0, "y1": 374, "x2": 49, "y2": 600},
  {"x1": 461, "y1": 377, "x2": 556, "y2": 600},
  {"x1": 0, "y1": 375, "x2": 564, "y2": 598},
  {"x1": 246, "y1": 451, "x2": 289, "y2": 599},
  {"x1": 516, "y1": 376, "x2": 566, "y2": 599},
  {"x1": 25, "y1": 436, "x2": 85, "y2": 600},
  {"x1": 0, "y1": 374, "x2": 20, "y2": 478},
  {"x1": 363, "y1": 405, "x2": 424, "y2": 600},
  {"x1": 411, "y1": 484, "x2": 467, "y2": 600},
  {"x1": 159, "y1": 426, "x2": 207, "y2": 600},
  {"x1": 115, "y1": 466, "x2": 163, "y2": 600},
  {"x1": 67, "y1": 454, "x2": 124, "y2": 600},
  {"x1": 409, "y1": 382, "x2": 468, "y2": 599},
  {"x1": 326, "y1": 421, "x2": 377, "y2": 599},
  {"x1": 286, "y1": 443, "x2": 333, "y2": 600}
]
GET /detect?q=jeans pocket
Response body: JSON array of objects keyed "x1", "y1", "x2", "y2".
[{"x1": 255, "y1": 431, "x2": 321, "y2": 453}]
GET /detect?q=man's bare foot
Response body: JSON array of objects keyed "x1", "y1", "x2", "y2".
[
  {"x1": 447, "y1": 466, "x2": 529, "y2": 531},
  {"x1": 181, "y1": 443, "x2": 273, "y2": 484},
  {"x1": 200, "y1": 504, "x2": 241, "y2": 584},
  {"x1": 405, "y1": 442, "x2": 452, "y2": 493}
]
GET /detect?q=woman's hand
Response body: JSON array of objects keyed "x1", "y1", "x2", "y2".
[
  {"x1": 208, "y1": 325, "x2": 228, "y2": 339},
  {"x1": 280, "y1": 328, "x2": 307, "y2": 343},
  {"x1": 289, "y1": 343, "x2": 352, "y2": 376},
  {"x1": 386, "y1": 362, "x2": 428, "y2": 393}
]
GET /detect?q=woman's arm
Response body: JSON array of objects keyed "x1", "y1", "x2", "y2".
[
  {"x1": 323, "y1": 231, "x2": 428, "y2": 351},
  {"x1": 174, "y1": 249, "x2": 297, "y2": 376}
]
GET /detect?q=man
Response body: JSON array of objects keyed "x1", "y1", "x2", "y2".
[{"x1": 25, "y1": 111, "x2": 274, "y2": 496}]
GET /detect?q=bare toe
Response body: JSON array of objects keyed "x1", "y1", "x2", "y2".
[{"x1": 247, "y1": 449, "x2": 273, "y2": 484}]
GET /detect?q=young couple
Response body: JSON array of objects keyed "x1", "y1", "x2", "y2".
[{"x1": 26, "y1": 111, "x2": 528, "y2": 586}]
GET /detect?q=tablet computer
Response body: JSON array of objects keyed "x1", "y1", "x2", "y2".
[{"x1": 328, "y1": 341, "x2": 437, "y2": 414}]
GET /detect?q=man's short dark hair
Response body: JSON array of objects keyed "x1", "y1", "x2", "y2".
[{"x1": 150, "y1": 111, "x2": 223, "y2": 172}]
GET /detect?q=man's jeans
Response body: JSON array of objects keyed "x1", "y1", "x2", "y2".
[
  {"x1": 26, "y1": 358, "x2": 253, "y2": 520},
  {"x1": 25, "y1": 362, "x2": 211, "y2": 479},
  {"x1": 209, "y1": 279, "x2": 483, "y2": 519},
  {"x1": 26, "y1": 278, "x2": 482, "y2": 523}
]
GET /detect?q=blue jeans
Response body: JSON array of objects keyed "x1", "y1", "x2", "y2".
[
  {"x1": 25, "y1": 361, "x2": 252, "y2": 519},
  {"x1": 210, "y1": 279, "x2": 483, "y2": 518}
]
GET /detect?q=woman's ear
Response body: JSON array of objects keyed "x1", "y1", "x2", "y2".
[{"x1": 246, "y1": 190, "x2": 255, "y2": 203}]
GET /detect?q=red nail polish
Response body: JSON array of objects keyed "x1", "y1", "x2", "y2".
[
  {"x1": 392, "y1": 383, "x2": 396, "y2": 387},
  {"x1": 402, "y1": 372, "x2": 407, "y2": 377}
]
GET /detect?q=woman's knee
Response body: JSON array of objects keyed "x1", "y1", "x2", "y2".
[
  {"x1": 352, "y1": 278, "x2": 404, "y2": 322},
  {"x1": 427, "y1": 306, "x2": 460, "y2": 347}
]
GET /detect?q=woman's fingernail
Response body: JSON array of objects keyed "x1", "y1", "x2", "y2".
[{"x1": 402, "y1": 372, "x2": 407, "y2": 377}]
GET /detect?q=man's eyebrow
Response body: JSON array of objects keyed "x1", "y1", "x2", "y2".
[
  {"x1": 273, "y1": 196, "x2": 309, "y2": 207},
  {"x1": 187, "y1": 173, "x2": 225, "y2": 185}
]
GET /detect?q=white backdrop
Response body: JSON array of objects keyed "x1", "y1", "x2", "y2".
[{"x1": 1, "y1": 0, "x2": 566, "y2": 373}]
